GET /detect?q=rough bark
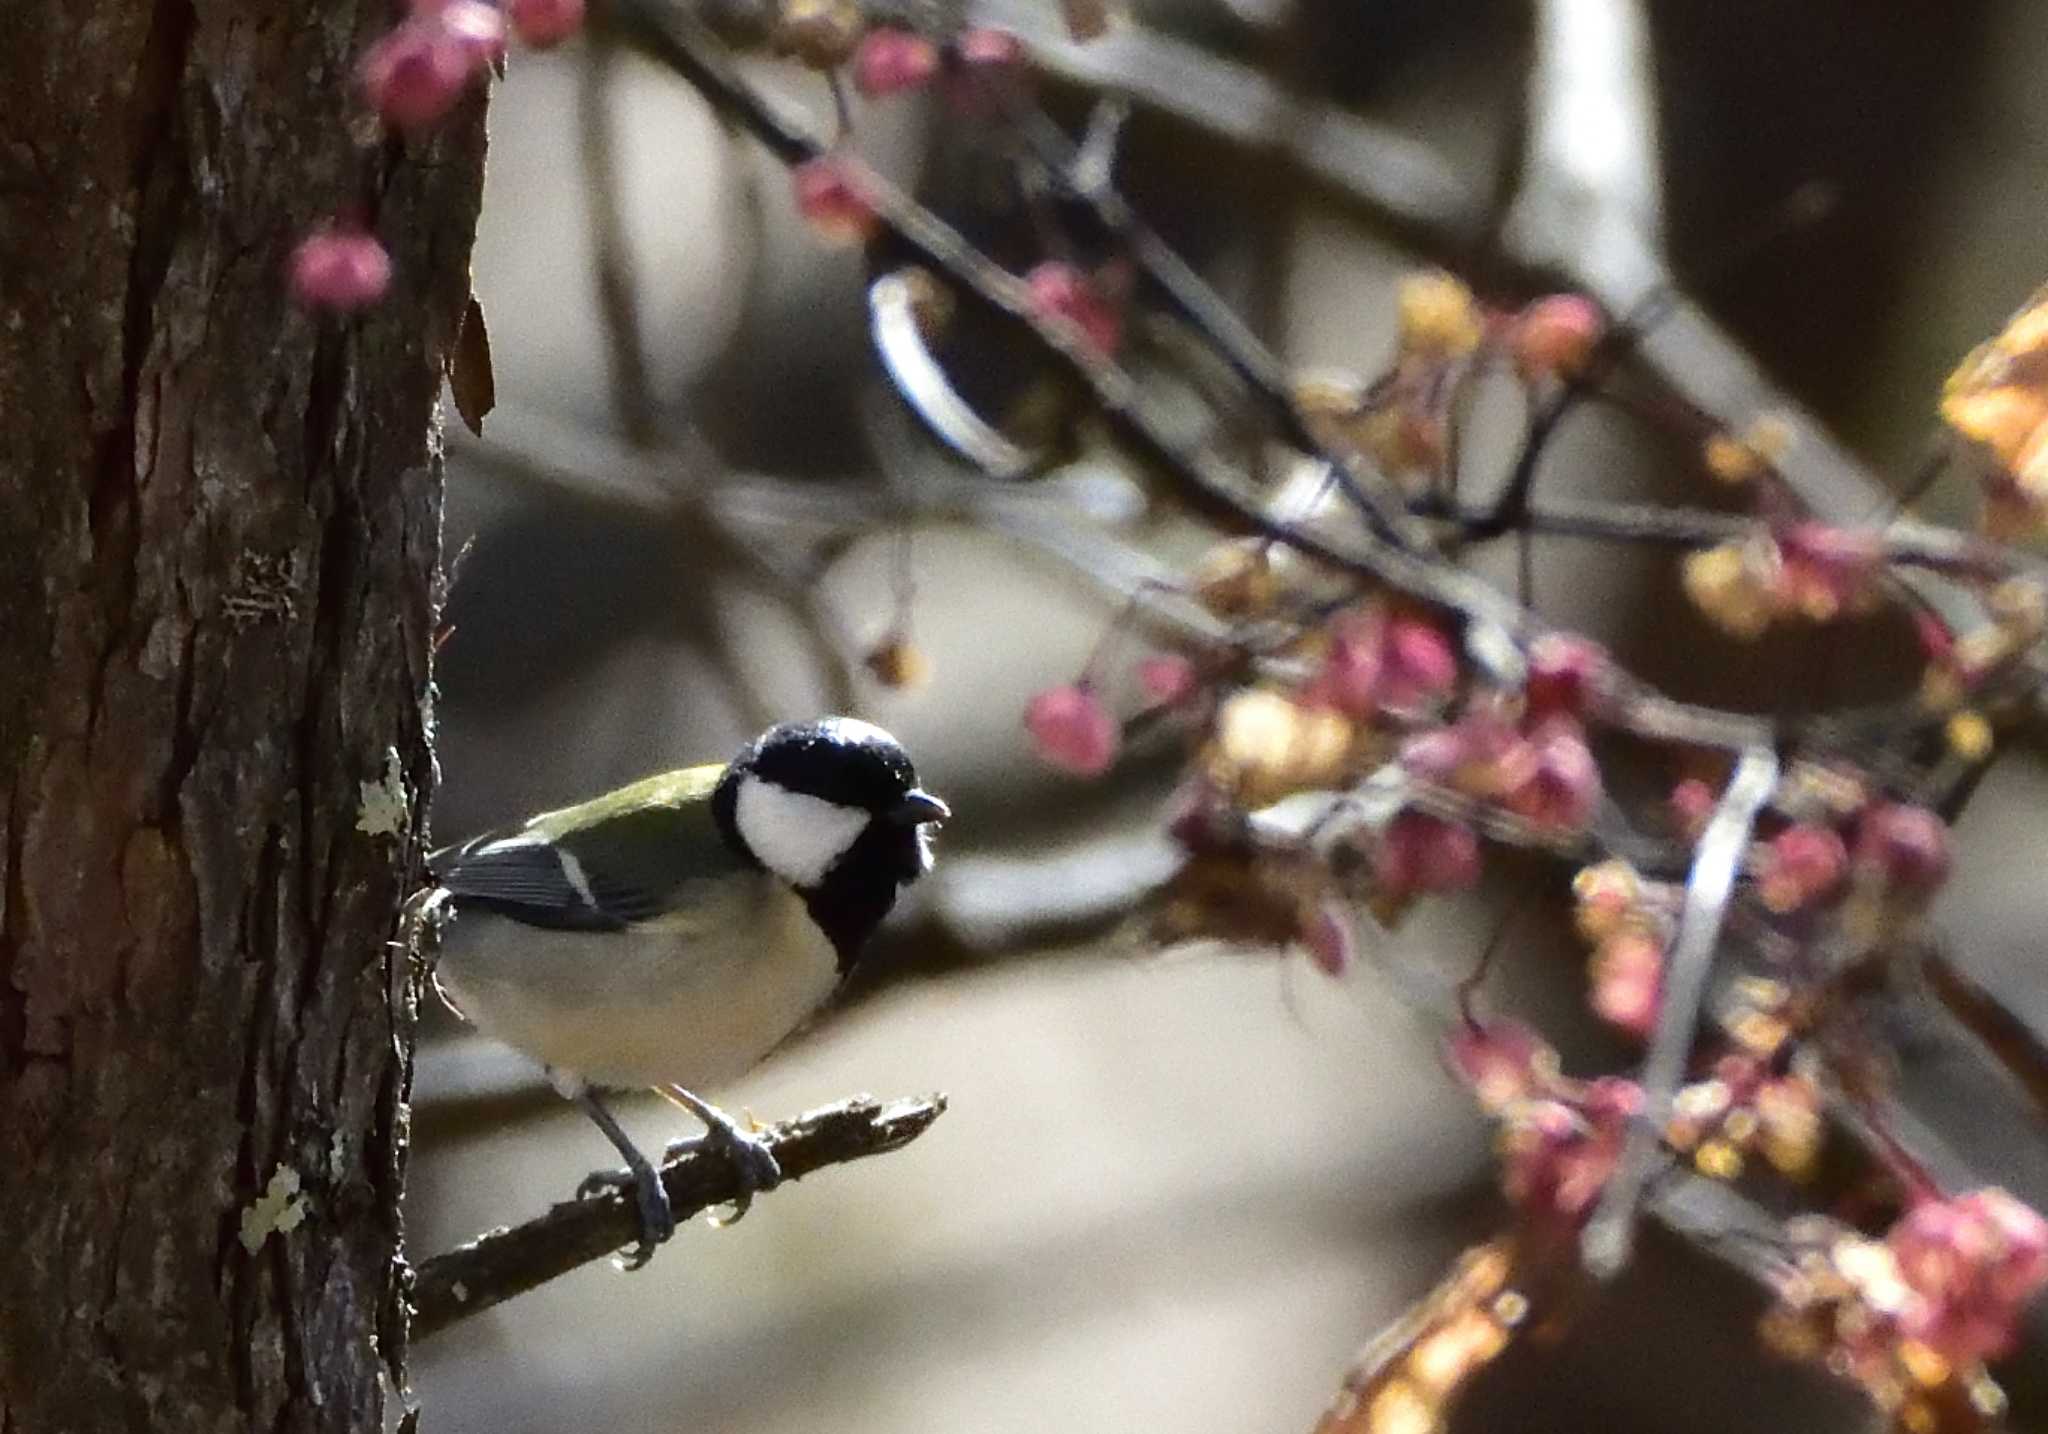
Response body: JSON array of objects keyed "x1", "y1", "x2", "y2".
[{"x1": 0, "y1": 3, "x2": 485, "y2": 1432}]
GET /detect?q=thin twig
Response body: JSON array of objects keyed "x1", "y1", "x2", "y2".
[
  {"x1": 959, "y1": 0, "x2": 1486, "y2": 244},
  {"x1": 1924, "y1": 951, "x2": 2048, "y2": 1126},
  {"x1": 579, "y1": 28, "x2": 666, "y2": 448},
  {"x1": 1582, "y1": 744, "x2": 1779, "y2": 1277},
  {"x1": 409, "y1": 1093, "x2": 948, "y2": 1340}
]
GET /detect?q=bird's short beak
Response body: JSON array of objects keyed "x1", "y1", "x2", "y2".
[{"x1": 891, "y1": 789, "x2": 950, "y2": 825}]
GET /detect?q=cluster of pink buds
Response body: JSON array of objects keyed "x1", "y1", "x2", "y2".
[
  {"x1": 1571, "y1": 860, "x2": 1671, "y2": 1038},
  {"x1": 1754, "y1": 822, "x2": 1850, "y2": 915},
  {"x1": 1851, "y1": 802, "x2": 1954, "y2": 906},
  {"x1": 1682, "y1": 522, "x2": 1885, "y2": 638},
  {"x1": 1666, "y1": 1052, "x2": 1823, "y2": 1181},
  {"x1": 1302, "y1": 607, "x2": 1458, "y2": 718},
  {"x1": 293, "y1": 0, "x2": 586, "y2": 312},
  {"x1": 1499, "y1": 1077, "x2": 1641, "y2": 1231},
  {"x1": 359, "y1": 4, "x2": 499, "y2": 131},
  {"x1": 1400, "y1": 704, "x2": 1602, "y2": 837},
  {"x1": 1444, "y1": 1020, "x2": 1641, "y2": 1231},
  {"x1": 1887, "y1": 1189, "x2": 2048, "y2": 1365},
  {"x1": 1372, "y1": 810, "x2": 1481, "y2": 900},
  {"x1": 1764, "y1": 1191, "x2": 2048, "y2": 1425}
]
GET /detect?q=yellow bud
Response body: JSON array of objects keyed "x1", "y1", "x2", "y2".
[
  {"x1": 1897, "y1": 1341, "x2": 1952, "y2": 1391},
  {"x1": 1396, "y1": 271, "x2": 1484, "y2": 360},
  {"x1": 1210, "y1": 689, "x2": 1356, "y2": 806},
  {"x1": 1683, "y1": 544, "x2": 1776, "y2": 638},
  {"x1": 1695, "y1": 1139, "x2": 1744, "y2": 1180},
  {"x1": 1571, "y1": 859, "x2": 1642, "y2": 942},
  {"x1": 1703, "y1": 433, "x2": 1762, "y2": 485},
  {"x1": 1946, "y1": 710, "x2": 1994, "y2": 762}
]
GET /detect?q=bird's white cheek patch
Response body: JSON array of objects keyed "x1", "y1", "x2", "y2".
[{"x1": 735, "y1": 777, "x2": 870, "y2": 888}]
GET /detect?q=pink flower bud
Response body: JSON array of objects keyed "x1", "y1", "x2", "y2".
[
  {"x1": 1500, "y1": 1084, "x2": 1635, "y2": 1225},
  {"x1": 943, "y1": 26, "x2": 1030, "y2": 117},
  {"x1": 1888, "y1": 1188, "x2": 2048, "y2": 1363},
  {"x1": 1854, "y1": 802, "x2": 1953, "y2": 896},
  {"x1": 1306, "y1": 614, "x2": 1383, "y2": 718},
  {"x1": 507, "y1": 0, "x2": 585, "y2": 48},
  {"x1": 1756, "y1": 823, "x2": 1848, "y2": 914},
  {"x1": 1164, "y1": 780, "x2": 1235, "y2": 852},
  {"x1": 1590, "y1": 931, "x2": 1662, "y2": 1038},
  {"x1": 289, "y1": 225, "x2": 392, "y2": 311},
  {"x1": 1914, "y1": 610, "x2": 1957, "y2": 667},
  {"x1": 360, "y1": 18, "x2": 488, "y2": 130},
  {"x1": 1524, "y1": 633, "x2": 1606, "y2": 721},
  {"x1": 791, "y1": 157, "x2": 878, "y2": 245},
  {"x1": 1669, "y1": 777, "x2": 1716, "y2": 840},
  {"x1": 1375, "y1": 811, "x2": 1481, "y2": 895},
  {"x1": 1504, "y1": 719, "x2": 1601, "y2": 832},
  {"x1": 1397, "y1": 726, "x2": 1467, "y2": 785},
  {"x1": 1379, "y1": 616, "x2": 1457, "y2": 711},
  {"x1": 1298, "y1": 901, "x2": 1355, "y2": 978},
  {"x1": 853, "y1": 28, "x2": 940, "y2": 97},
  {"x1": 1025, "y1": 262, "x2": 1122, "y2": 356},
  {"x1": 1024, "y1": 682, "x2": 1119, "y2": 776},
  {"x1": 1775, "y1": 522, "x2": 1882, "y2": 621},
  {"x1": 956, "y1": 26, "x2": 1026, "y2": 69},
  {"x1": 440, "y1": 0, "x2": 510, "y2": 60},
  {"x1": 1445, "y1": 1019, "x2": 1550, "y2": 1113},
  {"x1": 1137, "y1": 654, "x2": 1199, "y2": 707},
  {"x1": 1510, "y1": 294, "x2": 1604, "y2": 380}
]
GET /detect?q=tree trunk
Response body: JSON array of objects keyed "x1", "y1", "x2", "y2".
[{"x1": 0, "y1": 3, "x2": 484, "y2": 1431}]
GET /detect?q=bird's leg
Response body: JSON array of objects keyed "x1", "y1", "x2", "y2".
[
  {"x1": 658, "y1": 1085, "x2": 783, "y2": 1225},
  {"x1": 572, "y1": 1090, "x2": 677, "y2": 1269}
]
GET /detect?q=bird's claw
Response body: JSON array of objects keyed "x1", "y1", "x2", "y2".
[
  {"x1": 575, "y1": 1163, "x2": 676, "y2": 1269},
  {"x1": 668, "y1": 1122, "x2": 782, "y2": 1228}
]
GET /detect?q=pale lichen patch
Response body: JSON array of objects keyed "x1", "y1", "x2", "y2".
[
  {"x1": 356, "y1": 748, "x2": 409, "y2": 839},
  {"x1": 238, "y1": 1165, "x2": 309, "y2": 1253}
]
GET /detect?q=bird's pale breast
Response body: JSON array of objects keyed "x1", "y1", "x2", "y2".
[{"x1": 432, "y1": 872, "x2": 841, "y2": 1091}]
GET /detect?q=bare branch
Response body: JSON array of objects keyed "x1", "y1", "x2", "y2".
[
  {"x1": 579, "y1": 29, "x2": 668, "y2": 448},
  {"x1": 1505, "y1": 0, "x2": 1663, "y2": 297},
  {"x1": 961, "y1": 0, "x2": 1485, "y2": 243},
  {"x1": 1582, "y1": 745, "x2": 1779, "y2": 1277},
  {"x1": 1925, "y1": 950, "x2": 2048, "y2": 1123},
  {"x1": 409, "y1": 1093, "x2": 948, "y2": 1340}
]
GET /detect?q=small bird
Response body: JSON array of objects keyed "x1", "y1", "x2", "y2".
[{"x1": 420, "y1": 717, "x2": 949, "y2": 1264}]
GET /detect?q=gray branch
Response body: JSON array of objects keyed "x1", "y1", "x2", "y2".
[
  {"x1": 1582, "y1": 745, "x2": 1779, "y2": 1278},
  {"x1": 409, "y1": 1094, "x2": 948, "y2": 1340}
]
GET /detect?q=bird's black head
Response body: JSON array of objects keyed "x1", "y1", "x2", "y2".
[{"x1": 712, "y1": 718, "x2": 949, "y2": 966}]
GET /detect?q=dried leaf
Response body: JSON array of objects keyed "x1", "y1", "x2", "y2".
[
  {"x1": 1942, "y1": 284, "x2": 2048, "y2": 482},
  {"x1": 448, "y1": 294, "x2": 496, "y2": 438},
  {"x1": 1313, "y1": 1240, "x2": 1528, "y2": 1434}
]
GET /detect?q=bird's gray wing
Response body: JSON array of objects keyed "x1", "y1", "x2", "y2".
[{"x1": 432, "y1": 793, "x2": 749, "y2": 931}]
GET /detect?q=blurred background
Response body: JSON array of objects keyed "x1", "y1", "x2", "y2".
[{"x1": 407, "y1": 3, "x2": 2048, "y2": 1430}]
